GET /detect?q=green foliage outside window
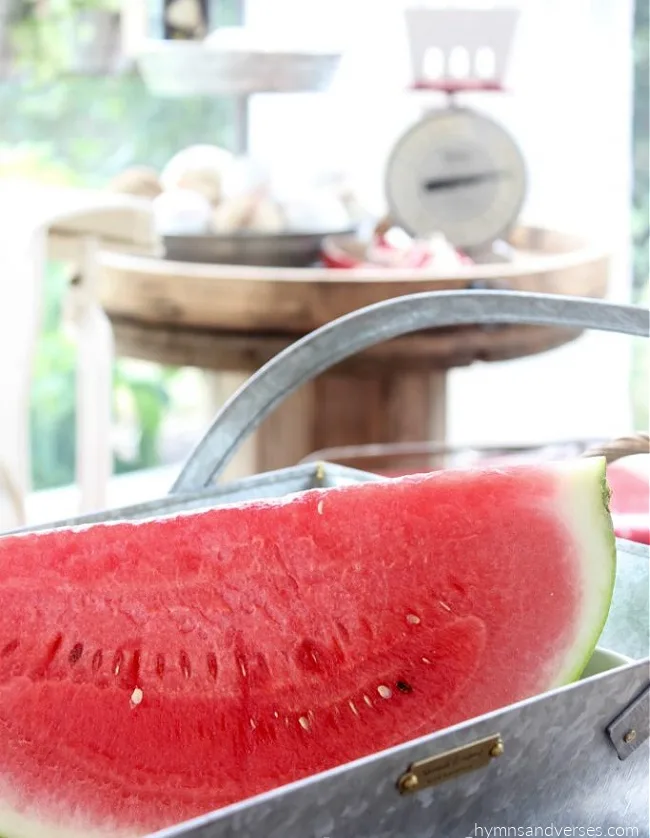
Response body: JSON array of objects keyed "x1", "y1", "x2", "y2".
[{"x1": 1, "y1": 1, "x2": 241, "y2": 489}]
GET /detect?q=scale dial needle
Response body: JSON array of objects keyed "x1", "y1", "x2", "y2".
[{"x1": 423, "y1": 171, "x2": 507, "y2": 191}]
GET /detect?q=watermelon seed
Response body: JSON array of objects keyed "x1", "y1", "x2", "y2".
[
  {"x1": 273, "y1": 711, "x2": 279, "y2": 718},
  {"x1": 348, "y1": 700, "x2": 359, "y2": 716},
  {"x1": 449, "y1": 578, "x2": 467, "y2": 596},
  {"x1": 299, "y1": 716, "x2": 310, "y2": 730},
  {"x1": 331, "y1": 645, "x2": 345, "y2": 669},
  {"x1": 1, "y1": 639, "x2": 19, "y2": 657},
  {"x1": 128, "y1": 650, "x2": 142, "y2": 689},
  {"x1": 68, "y1": 643, "x2": 83, "y2": 665},
  {"x1": 396, "y1": 681, "x2": 413, "y2": 694},
  {"x1": 406, "y1": 614, "x2": 421, "y2": 625},
  {"x1": 37, "y1": 633, "x2": 63, "y2": 676},
  {"x1": 130, "y1": 687, "x2": 143, "y2": 706},
  {"x1": 295, "y1": 639, "x2": 325, "y2": 674},
  {"x1": 113, "y1": 651, "x2": 124, "y2": 675},
  {"x1": 363, "y1": 694, "x2": 373, "y2": 707},
  {"x1": 317, "y1": 500, "x2": 324, "y2": 515},
  {"x1": 91, "y1": 650, "x2": 103, "y2": 672},
  {"x1": 179, "y1": 651, "x2": 192, "y2": 679},
  {"x1": 377, "y1": 685, "x2": 392, "y2": 699},
  {"x1": 249, "y1": 718, "x2": 257, "y2": 730},
  {"x1": 439, "y1": 601, "x2": 451, "y2": 612},
  {"x1": 156, "y1": 654, "x2": 165, "y2": 678},
  {"x1": 336, "y1": 621, "x2": 350, "y2": 643},
  {"x1": 207, "y1": 652, "x2": 218, "y2": 681},
  {"x1": 421, "y1": 657, "x2": 432, "y2": 664},
  {"x1": 360, "y1": 618, "x2": 374, "y2": 640}
]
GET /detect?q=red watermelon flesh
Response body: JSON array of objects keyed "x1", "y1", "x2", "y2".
[{"x1": 0, "y1": 459, "x2": 615, "y2": 838}]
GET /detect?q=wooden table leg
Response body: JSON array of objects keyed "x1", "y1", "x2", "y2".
[
  {"x1": 203, "y1": 368, "x2": 447, "y2": 479},
  {"x1": 204, "y1": 370, "x2": 319, "y2": 478},
  {"x1": 203, "y1": 371, "x2": 258, "y2": 483}
]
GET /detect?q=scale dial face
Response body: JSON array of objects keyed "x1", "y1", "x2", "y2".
[{"x1": 385, "y1": 107, "x2": 527, "y2": 251}]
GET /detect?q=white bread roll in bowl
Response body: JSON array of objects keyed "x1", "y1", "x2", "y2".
[
  {"x1": 282, "y1": 192, "x2": 351, "y2": 231},
  {"x1": 152, "y1": 189, "x2": 213, "y2": 235},
  {"x1": 161, "y1": 145, "x2": 235, "y2": 206},
  {"x1": 212, "y1": 194, "x2": 286, "y2": 234}
]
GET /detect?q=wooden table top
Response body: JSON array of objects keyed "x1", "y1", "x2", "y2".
[{"x1": 98, "y1": 224, "x2": 610, "y2": 374}]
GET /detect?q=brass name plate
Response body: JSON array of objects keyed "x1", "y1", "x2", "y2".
[{"x1": 397, "y1": 733, "x2": 504, "y2": 794}]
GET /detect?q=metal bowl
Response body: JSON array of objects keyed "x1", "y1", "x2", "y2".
[
  {"x1": 137, "y1": 41, "x2": 343, "y2": 97},
  {"x1": 163, "y1": 228, "x2": 356, "y2": 267}
]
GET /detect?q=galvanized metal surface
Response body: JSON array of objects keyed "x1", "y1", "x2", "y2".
[
  {"x1": 171, "y1": 290, "x2": 650, "y2": 493},
  {"x1": 600, "y1": 539, "x2": 650, "y2": 661},
  {"x1": 163, "y1": 227, "x2": 355, "y2": 267},
  {"x1": 137, "y1": 41, "x2": 343, "y2": 98},
  {"x1": 150, "y1": 658, "x2": 649, "y2": 838}
]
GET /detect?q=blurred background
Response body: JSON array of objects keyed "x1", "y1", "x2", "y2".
[{"x1": 0, "y1": 0, "x2": 647, "y2": 522}]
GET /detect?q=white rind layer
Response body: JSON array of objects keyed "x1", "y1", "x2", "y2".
[
  {"x1": 0, "y1": 796, "x2": 138, "y2": 838},
  {"x1": 544, "y1": 456, "x2": 616, "y2": 686}
]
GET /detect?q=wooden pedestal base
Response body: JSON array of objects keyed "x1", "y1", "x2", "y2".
[{"x1": 204, "y1": 369, "x2": 447, "y2": 480}]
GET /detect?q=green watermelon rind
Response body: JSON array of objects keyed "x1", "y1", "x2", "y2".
[{"x1": 548, "y1": 456, "x2": 617, "y2": 688}]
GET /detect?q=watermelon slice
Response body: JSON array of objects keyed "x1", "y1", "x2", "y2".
[{"x1": 0, "y1": 459, "x2": 615, "y2": 838}]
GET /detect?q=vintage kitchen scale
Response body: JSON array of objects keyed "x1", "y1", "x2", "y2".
[
  {"x1": 383, "y1": 5, "x2": 528, "y2": 260},
  {"x1": 14, "y1": 290, "x2": 650, "y2": 838}
]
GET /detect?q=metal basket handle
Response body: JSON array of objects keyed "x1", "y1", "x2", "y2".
[
  {"x1": 583, "y1": 433, "x2": 650, "y2": 463},
  {"x1": 171, "y1": 290, "x2": 649, "y2": 493},
  {"x1": 297, "y1": 436, "x2": 646, "y2": 471}
]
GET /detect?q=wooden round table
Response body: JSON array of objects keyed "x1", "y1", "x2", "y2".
[{"x1": 98, "y1": 225, "x2": 609, "y2": 481}]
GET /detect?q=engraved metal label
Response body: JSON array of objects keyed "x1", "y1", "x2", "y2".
[{"x1": 397, "y1": 733, "x2": 503, "y2": 794}]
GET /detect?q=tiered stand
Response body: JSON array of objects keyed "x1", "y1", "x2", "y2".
[{"x1": 118, "y1": 8, "x2": 613, "y2": 481}]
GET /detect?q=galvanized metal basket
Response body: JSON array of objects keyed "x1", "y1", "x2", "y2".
[{"x1": 16, "y1": 290, "x2": 650, "y2": 838}]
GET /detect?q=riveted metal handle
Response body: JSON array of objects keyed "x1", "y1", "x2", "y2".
[
  {"x1": 297, "y1": 434, "x2": 650, "y2": 473},
  {"x1": 171, "y1": 290, "x2": 649, "y2": 494},
  {"x1": 583, "y1": 434, "x2": 650, "y2": 463}
]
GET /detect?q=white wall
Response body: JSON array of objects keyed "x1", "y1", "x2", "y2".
[{"x1": 245, "y1": 0, "x2": 635, "y2": 444}]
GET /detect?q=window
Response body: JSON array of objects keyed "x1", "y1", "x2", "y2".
[{"x1": 1, "y1": 0, "x2": 646, "y2": 496}]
